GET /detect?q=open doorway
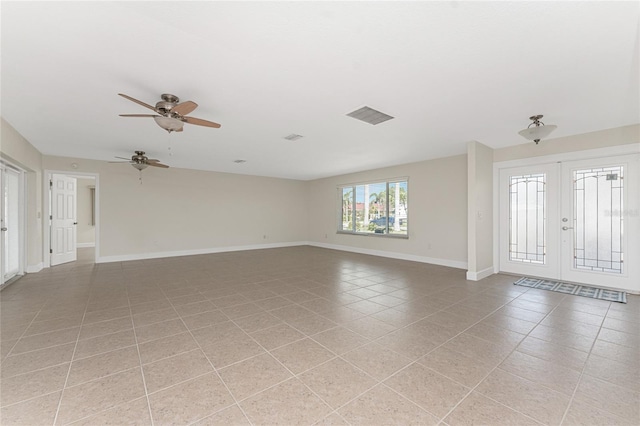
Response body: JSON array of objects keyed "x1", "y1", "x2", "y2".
[{"x1": 44, "y1": 170, "x2": 99, "y2": 267}]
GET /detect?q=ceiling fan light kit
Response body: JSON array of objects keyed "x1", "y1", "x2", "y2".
[
  {"x1": 131, "y1": 162, "x2": 148, "y2": 171},
  {"x1": 153, "y1": 116, "x2": 184, "y2": 133},
  {"x1": 518, "y1": 114, "x2": 557, "y2": 144},
  {"x1": 110, "y1": 150, "x2": 170, "y2": 171},
  {"x1": 118, "y1": 93, "x2": 221, "y2": 133}
]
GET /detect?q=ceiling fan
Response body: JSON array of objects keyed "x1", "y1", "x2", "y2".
[
  {"x1": 110, "y1": 150, "x2": 169, "y2": 171},
  {"x1": 118, "y1": 93, "x2": 221, "y2": 133}
]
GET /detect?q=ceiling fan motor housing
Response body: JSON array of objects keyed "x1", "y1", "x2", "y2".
[{"x1": 156, "y1": 94, "x2": 180, "y2": 113}]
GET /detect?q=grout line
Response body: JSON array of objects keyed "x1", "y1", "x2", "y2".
[
  {"x1": 122, "y1": 271, "x2": 156, "y2": 426},
  {"x1": 382, "y1": 286, "x2": 565, "y2": 424},
  {"x1": 3, "y1": 256, "x2": 636, "y2": 426},
  {"x1": 51, "y1": 275, "x2": 93, "y2": 426},
  {"x1": 162, "y1": 287, "x2": 255, "y2": 426},
  {"x1": 557, "y1": 301, "x2": 612, "y2": 425},
  {"x1": 3, "y1": 304, "x2": 49, "y2": 360}
]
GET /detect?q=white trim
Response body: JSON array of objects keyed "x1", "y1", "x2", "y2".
[
  {"x1": 96, "y1": 241, "x2": 309, "y2": 263},
  {"x1": 95, "y1": 241, "x2": 467, "y2": 270},
  {"x1": 308, "y1": 242, "x2": 468, "y2": 270},
  {"x1": 337, "y1": 176, "x2": 410, "y2": 188},
  {"x1": 494, "y1": 143, "x2": 640, "y2": 169},
  {"x1": 466, "y1": 266, "x2": 494, "y2": 281},
  {"x1": 26, "y1": 263, "x2": 43, "y2": 273},
  {"x1": 77, "y1": 242, "x2": 95, "y2": 248}
]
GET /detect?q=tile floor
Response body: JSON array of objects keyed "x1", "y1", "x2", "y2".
[{"x1": 1, "y1": 246, "x2": 638, "y2": 425}]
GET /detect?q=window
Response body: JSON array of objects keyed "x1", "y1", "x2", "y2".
[{"x1": 339, "y1": 179, "x2": 408, "y2": 237}]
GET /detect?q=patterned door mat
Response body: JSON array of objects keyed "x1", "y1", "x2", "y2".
[{"x1": 514, "y1": 277, "x2": 627, "y2": 303}]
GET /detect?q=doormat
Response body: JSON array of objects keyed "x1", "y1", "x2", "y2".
[{"x1": 514, "y1": 277, "x2": 627, "y2": 303}]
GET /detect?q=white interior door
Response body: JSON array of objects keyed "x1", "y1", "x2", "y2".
[
  {"x1": 560, "y1": 154, "x2": 639, "y2": 292},
  {"x1": 51, "y1": 174, "x2": 77, "y2": 266},
  {"x1": 499, "y1": 153, "x2": 640, "y2": 293},
  {"x1": 1, "y1": 165, "x2": 22, "y2": 283}
]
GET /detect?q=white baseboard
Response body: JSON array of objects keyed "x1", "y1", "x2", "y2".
[
  {"x1": 26, "y1": 263, "x2": 43, "y2": 273},
  {"x1": 77, "y1": 242, "x2": 96, "y2": 248},
  {"x1": 96, "y1": 241, "x2": 309, "y2": 263},
  {"x1": 308, "y1": 242, "x2": 468, "y2": 270},
  {"x1": 466, "y1": 266, "x2": 494, "y2": 281}
]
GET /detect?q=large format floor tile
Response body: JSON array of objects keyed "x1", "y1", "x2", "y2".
[{"x1": 1, "y1": 246, "x2": 638, "y2": 425}]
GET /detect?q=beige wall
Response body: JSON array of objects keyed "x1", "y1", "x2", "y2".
[
  {"x1": 306, "y1": 155, "x2": 468, "y2": 267},
  {"x1": 76, "y1": 177, "x2": 95, "y2": 245},
  {"x1": 467, "y1": 141, "x2": 493, "y2": 278},
  {"x1": 0, "y1": 118, "x2": 44, "y2": 270},
  {"x1": 42, "y1": 156, "x2": 309, "y2": 261},
  {"x1": 4, "y1": 116, "x2": 638, "y2": 272},
  {"x1": 494, "y1": 124, "x2": 640, "y2": 162}
]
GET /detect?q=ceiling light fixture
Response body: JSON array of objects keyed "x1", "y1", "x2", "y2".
[
  {"x1": 131, "y1": 162, "x2": 148, "y2": 171},
  {"x1": 518, "y1": 115, "x2": 557, "y2": 144},
  {"x1": 153, "y1": 116, "x2": 184, "y2": 133}
]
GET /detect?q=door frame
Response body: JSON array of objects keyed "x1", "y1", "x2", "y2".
[
  {"x1": 0, "y1": 160, "x2": 27, "y2": 284},
  {"x1": 493, "y1": 143, "x2": 640, "y2": 283},
  {"x1": 43, "y1": 170, "x2": 100, "y2": 268}
]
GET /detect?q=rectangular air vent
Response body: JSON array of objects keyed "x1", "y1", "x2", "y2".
[
  {"x1": 346, "y1": 106, "x2": 394, "y2": 125},
  {"x1": 284, "y1": 134, "x2": 304, "y2": 141}
]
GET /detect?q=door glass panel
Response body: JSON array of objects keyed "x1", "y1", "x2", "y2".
[
  {"x1": 573, "y1": 166, "x2": 623, "y2": 274},
  {"x1": 509, "y1": 173, "x2": 546, "y2": 264},
  {"x1": 4, "y1": 168, "x2": 20, "y2": 279}
]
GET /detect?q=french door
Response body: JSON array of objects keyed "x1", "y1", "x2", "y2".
[
  {"x1": 499, "y1": 154, "x2": 639, "y2": 293},
  {"x1": 1, "y1": 163, "x2": 23, "y2": 284}
]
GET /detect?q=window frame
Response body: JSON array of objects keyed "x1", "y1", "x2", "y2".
[{"x1": 337, "y1": 177, "x2": 409, "y2": 239}]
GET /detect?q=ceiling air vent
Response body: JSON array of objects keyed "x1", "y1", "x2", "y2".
[
  {"x1": 346, "y1": 106, "x2": 394, "y2": 125},
  {"x1": 284, "y1": 134, "x2": 304, "y2": 141},
  {"x1": 233, "y1": 159, "x2": 247, "y2": 164}
]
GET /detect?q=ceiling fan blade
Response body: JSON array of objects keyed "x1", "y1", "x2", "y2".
[
  {"x1": 118, "y1": 93, "x2": 158, "y2": 113},
  {"x1": 119, "y1": 114, "x2": 160, "y2": 118},
  {"x1": 184, "y1": 116, "x2": 222, "y2": 128},
  {"x1": 172, "y1": 101, "x2": 198, "y2": 116},
  {"x1": 108, "y1": 161, "x2": 132, "y2": 164},
  {"x1": 147, "y1": 162, "x2": 169, "y2": 168},
  {"x1": 114, "y1": 156, "x2": 132, "y2": 160},
  {"x1": 146, "y1": 159, "x2": 160, "y2": 162}
]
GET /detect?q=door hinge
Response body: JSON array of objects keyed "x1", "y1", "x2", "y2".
[
  {"x1": 49, "y1": 215, "x2": 52, "y2": 220},
  {"x1": 49, "y1": 180, "x2": 53, "y2": 187},
  {"x1": 49, "y1": 249, "x2": 53, "y2": 254}
]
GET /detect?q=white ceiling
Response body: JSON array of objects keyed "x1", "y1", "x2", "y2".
[{"x1": 2, "y1": 1, "x2": 638, "y2": 180}]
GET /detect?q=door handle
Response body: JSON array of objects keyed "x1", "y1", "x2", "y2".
[
  {"x1": 73, "y1": 222, "x2": 78, "y2": 225},
  {"x1": 0, "y1": 227, "x2": 7, "y2": 231},
  {"x1": 562, "y1": 226, "x2": 574, "y2": 230}
]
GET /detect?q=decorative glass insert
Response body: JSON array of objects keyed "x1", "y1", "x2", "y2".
[
  {"x1": 509, "y1": 173, "x2": 546, "y2": 263},
  {"x1": 573, "y1": 165, "x2": 624, "y2": 274}
]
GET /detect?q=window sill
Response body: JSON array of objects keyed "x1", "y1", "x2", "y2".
[{"x1": 337, "y1": 231, "x2": 409, "y2": 240}]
